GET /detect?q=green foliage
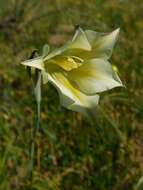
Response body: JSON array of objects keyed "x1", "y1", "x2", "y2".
[{"x1": 0, "y1": 0, "x2": 143, "y2": 189}]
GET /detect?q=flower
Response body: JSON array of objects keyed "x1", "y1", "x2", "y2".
[{"x1": 21, "y1": 27, "x2": 123, "y2": 116}]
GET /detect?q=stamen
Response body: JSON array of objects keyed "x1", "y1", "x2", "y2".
[{"x1": 69, "y1": 56, "x2": 84, "y2": 63}]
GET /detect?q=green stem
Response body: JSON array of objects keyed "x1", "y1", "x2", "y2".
[
  {"x1": 30, "y1": 100, "x2": 40, "y2": 180},
  {"x1": 27, "y1": 51, "x2": 41, "y2": 181}
]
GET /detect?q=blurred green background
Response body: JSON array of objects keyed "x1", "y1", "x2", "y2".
[{"x1": 0, "y1": 0, "x2": 143, "y2": 189}]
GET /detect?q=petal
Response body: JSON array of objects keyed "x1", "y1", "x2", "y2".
[
  {"x1": 68, "y1": 58, "x2": 123, "y2": 95},
  {"x1": 43, "y1": 45, "x2": 68, "y2": 60},
  {"x1": 63, "y1": 28, "x2": 120, "y2": 60},
  {"x1": 44, "y1": 27, "x2": 91, "y2": 61},
  {"x1": 21, "y1": 56, "x2": 45, "y2": 71},
  {"x1": 67, "y1": 93, "x2": 99, "y2": 116},
  {"x1": 85, "y1": 28, "x2": 120, "y2": 59},
  {"x1": 46, "y1": 65, "x2": 99, "y2": 115},
  {"x1": 69, "y1": 27, "x2": 91, "y2": 51}
]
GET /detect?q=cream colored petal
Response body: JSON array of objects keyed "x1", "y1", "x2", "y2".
[
  {"x1": 85, "y1": 28, "x2": 120, "y2": 59},
  {"x1": 69, "y1": 27, "x2": 91, "y2": 51},
  {"x1": 46, "y1": 66, "x2": 99, "y2": 115},
  {"x1": 21, "y1": 56, "x2": 45, "y2": 71},
  {"x1": 44, "y1": 27, "x2": 91, "y2": 61},
  {"x1": 67, "y1": 94, "x2": 99, "y2": 116},
  {"x1": 63, "y1": 28, "x2": 120, "y2": 60},
  {"x1": 43, "y1": 45, "x2": 68, "y2": 60},
  {"x1": 68, "y1": 58, "x2": 123, "y2": 95}
]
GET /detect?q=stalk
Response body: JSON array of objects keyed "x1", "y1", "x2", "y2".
[{"x1": 27, "y1": 51, "x2": 41, "y2": 181}]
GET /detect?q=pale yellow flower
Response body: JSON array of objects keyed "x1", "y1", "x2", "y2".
[{"x1": 21, "y1": 27, "x2": 123, "y2": 116}]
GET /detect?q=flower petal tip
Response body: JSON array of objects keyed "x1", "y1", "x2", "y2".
[
  {"x1": 21, "y1": 57, "x2": 44, "y2": 71},
  {"x1": 112, "y1": 28, "x2": 120, "y2": 38}
]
